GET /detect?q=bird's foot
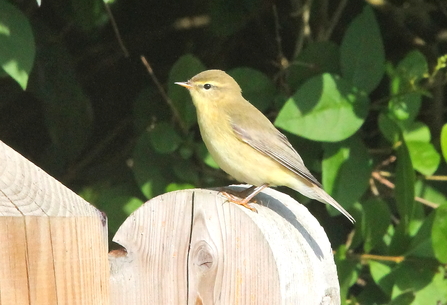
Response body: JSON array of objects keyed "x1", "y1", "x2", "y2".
[{"x1": 220, "y1": 191, "x2": 258, "y2": 213}]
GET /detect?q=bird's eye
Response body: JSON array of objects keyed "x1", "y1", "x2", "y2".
[{"x1": 203, "y1": 83, "x2": 212, "y2": 90}]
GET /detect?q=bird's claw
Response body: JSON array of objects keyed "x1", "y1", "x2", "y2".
[{"x1": 220, "y1": 191, "x2": 258, "y2": 213}]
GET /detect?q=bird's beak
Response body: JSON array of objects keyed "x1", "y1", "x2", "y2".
[{"x1": 175, "y1": 81, "x2": 193, "y2": 89}]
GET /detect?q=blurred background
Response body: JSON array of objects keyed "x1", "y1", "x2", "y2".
[{"x1": 1, "y1": 0, "x2": 447, "y2": 303}]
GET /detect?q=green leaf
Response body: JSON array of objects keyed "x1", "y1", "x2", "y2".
[
  {"x1": 362, "y1": 198, "x2": 391, "y2": 252},
  {"x1": 378, "y1": 113, "x2": 400, "y2": 143},
  {"x1": 388, "y1": 92, "x2": 421, "y2": 123},
  {"x1": 340, "y1": 5, "x2": 385, "y2": 93},
  {"x1": 322, "y1": 135, "x2": 372, "y2": 213},
  {"x1": 396, "y1": 50, "x2": 428, "y2": 85},
  {"x1": 149, "y1": 122, "x2": 182, "y2": 154},
  {"x1": 165, "y1": 183, "x2": 195, "y2": 193},
  {"x1": 229, "y1": 67, "x2": 276, "y2": 112},
  {"x1": 402, "y1": 121, "x2": 431, "y2": 142},
  {"x1": 387, "y1": 51, "x2": 427, "y2": 125},
  {"x1": 432, "y1": 205, "x2": 447, "y2": 263},
  {"x1": 0, "y1": 0, "x2": 35, "y2": 89},
  {"x1": 132, "y1": 132, "x2": 170, "y2": 199},
  {"x1": 392, "y1": 260, "x2": 437, "y2": 297},
  {"x1": 287, "y1": 41, "x2": 340, "y2": 91},
  {"x1": 275, "y1": 73, "x2": 369, "y2": 142},
  {"x1": 196, "y1": 142, "x2": 219, "y2": 169},
  {"x1": 356, "y1": 282, "x2": 389, "y2": 305},
  {"x1": 123, "y1": 197, "x2": 144, "y2": 215},
  {"x1": 93, "y1": 184, "x2": 143, "y2": 234},
  {"x1": 406, "y1": 141, "x2": 440, "y2": 176},
  {"x1": 286, "y1": 133, "x2": 324, "y2": 173},
  {"x1": 395, "y1": 135, "x2": 416, "y2": 233},
  {"x1": 336, "y1": 250, "x2": 359, "y2": 303},
  {"x1": 389, "y1": 292, "x2": 415, "y2": 305},
  {"x1": 369, "y1": 260, "x2": 395, "y2": 295},
  {"x1": 412, "y1": 266, "x2": 447, "y2": 305},
  {"x1": 407, "y1": 211, "x2": 435, "y2": 258},
  {"x1": 441, "y1": 124, "x2": 447, "y2": 163},
  {"x1": 133, "y1": 86, "x2": 167, "y2": 134},
  {"x1": 72, "y1": 0, "x2": 107, "y2": 32},
  {"x1": 28, "y1": 27, "x2": 92, "y2": 166},
  {"x1": 172, "y1": 159, "x2": 199, "y2": 183},
  {"x1": 168, "y1": 54, "x2": 206, "y2": 129},
  {"x1": 389, "y1": 222, "x2": 412, "y2": 255},
  {"x1": 400, "y1": 122, "x2": 440, "y2": 176}
]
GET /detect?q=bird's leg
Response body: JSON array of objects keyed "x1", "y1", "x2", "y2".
[{"x1": 220, "y1": 184, "x2": 269, "y2": 212}]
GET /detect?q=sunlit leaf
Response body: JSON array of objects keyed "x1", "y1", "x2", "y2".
[
  {"x1": 369, "y1": 260, "x2": 395, "y2": 295},
  {"x1": 432, "y1": 205, "x2": 447, "y2": 263},
  {"x1": 441, "y1": 124, "x2": 447, "y2": 163},
  {"x1": 275, "y1": 73, "x2": 369, "y2": 142},
  {"x1": 406, "y1": 141, "x2": 440, "y2": 176},
  {"x1": 0, "y1": 0, "x2": 35, "y2": 89}
]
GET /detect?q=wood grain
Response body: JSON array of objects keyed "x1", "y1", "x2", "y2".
[
  {"x1": 0, "y1": 141, "x2": 109, "y2": 305},
  {"x1": 110, "y1": 186, "x2": 340, "y2": 305}
]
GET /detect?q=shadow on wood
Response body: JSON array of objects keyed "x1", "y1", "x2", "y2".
[{"x1": 110, "y1": 186, "x2": 340, "y2": 305}]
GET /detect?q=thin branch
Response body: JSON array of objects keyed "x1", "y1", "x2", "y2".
[
  {"x1": 424, "y1": 175, "x2": 447, "y2": 181},
  {"x1": 360, "y1": 253, "x2": 405, "y2": 264},
  {"x1": 272, "y1": 5, "x2": 288, "y2": 70},
  {"x1": 368, "y1": 148, "x2": 393, "y2": 155},
  {"x1": 322, "y1": 0, "x2": 348, "y2": 41},
  {"x1": 371, "y1": 171, "x2": 395, "y2": 190},
  {"x1": 62, "y1": 117, "x2": 132, "y2": 184},
  {"x1": 316, "y1": 0, "x2": 328, "y2": 41},
  {"x1": 371, "y1": 171, "x2": 440, "y2": 208},
  {"x1": 292, "y1": 0, "x2": 313, "y2": 59},
  {"x1": 104, "y1": 2, "x2": 129, "y2": 57},
  {"x1": 140, "y1": 56, "x2": 188, "y2": 134}
]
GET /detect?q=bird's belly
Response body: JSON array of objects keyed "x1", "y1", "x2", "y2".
[{"x1": 203, "y1": 130, "x2": 291, "y2": 187}]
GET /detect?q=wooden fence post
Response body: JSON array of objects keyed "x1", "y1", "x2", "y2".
[
  {"x1": 0, "y1": 141, "x2": 109, "y2": 305},
  {"x1": 110, "y1": 186, "x2": 341, "y2": 305}
]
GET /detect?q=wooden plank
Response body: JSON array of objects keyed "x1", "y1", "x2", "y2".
[
  {"x1": 0, "y1": 141, "x2": 109, "y2": 305},
  {"x1": 187, "y1": 189, "x2": 281, "y2": 304},
  {"x1": 0, "y1": 217, "x2": 30, "y2": 304},
  {"x1": 110, "y1": 190, "x2": 193, "y2": 304}
]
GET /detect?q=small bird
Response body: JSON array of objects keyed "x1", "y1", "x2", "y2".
[{"x1": 175, "y1": 69, "x2": 354, "y2": 223}]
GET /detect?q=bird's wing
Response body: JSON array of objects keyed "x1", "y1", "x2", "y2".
[{"x1": 230, "y1": 112, "x2": 322, "y2": 187}]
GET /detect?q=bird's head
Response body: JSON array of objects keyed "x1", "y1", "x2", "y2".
[{"x1": 175, "y1": 69, "x2": 242, "y2": 106}]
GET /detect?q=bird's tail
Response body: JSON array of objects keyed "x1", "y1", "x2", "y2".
[
  {"x1": 314, "y1": 187, "x2": 355, "y2": 223},
  {"x1": 290, "y1": 180, "x2": 355, "y2": 223}
]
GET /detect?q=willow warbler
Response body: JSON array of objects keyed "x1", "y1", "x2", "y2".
[{"x1": 175, "y1": 69, "x2": 354, "y2": 223}]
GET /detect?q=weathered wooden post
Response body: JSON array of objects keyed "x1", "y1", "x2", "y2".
[
  {"x1": 0, "y1": 141, "x2": 109, "y2": 304},
  {"x1": 109, "y1": 186, "x2": 341, "y2": 305}
]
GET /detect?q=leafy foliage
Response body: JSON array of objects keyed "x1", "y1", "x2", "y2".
[
  {"x1": 0, "y1": 0, "x2": 35, "y2": 89},
  {"x1": 1, "y1": 0, "x2": 447, "y2": 303}
]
